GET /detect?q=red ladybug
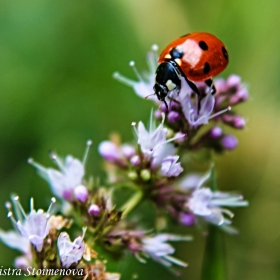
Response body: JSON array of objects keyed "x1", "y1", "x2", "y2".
[{"x1": 154, "y1": 32, "x2": 229, "y2": 108}]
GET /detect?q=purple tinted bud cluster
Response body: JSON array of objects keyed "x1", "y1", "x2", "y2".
[
  {"x1": 98, "y1": 141, "x2": 135, "y2": 166},
  {"x1": 192, "y1": 126, "x2": 239, "y2": 153},
  {"x1": 212, "y1": 75, "x2": 248, "y2": 129},
  {"x1": 98, "y1": 114, "x2": 184, "y2": 185}
]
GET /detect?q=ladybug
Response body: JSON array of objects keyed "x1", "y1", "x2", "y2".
[{"x1": 153, "y1": 32, "x2": 229, "y2": 108}]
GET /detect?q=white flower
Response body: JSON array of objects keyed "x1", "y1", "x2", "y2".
[
  {"x1": 0, "y1": 202, "x2": 32, "y2": 269},
  {"x1": 8, "y1": 196, "x2": 55, "y2": 252},
  {"x1": 58, "y1": 227, "x2": 86, "y2": 268},
  {"x1": 133, "y1": 112, "x2": 184, "y2": 166},
  {"x1": 187, "y1": 176, "x2": 248, "y2": 225},
  {"x1": 29, "y1": 140, "x2": 92, "y2": 200},
  {"x1": 160, "y1": 156, "x2": 183, "y2": 177},
  {"x1": 113, "y1": 46, "x2": 159, "y2": 102},
  {"x1": 141, "y1": 234, "x2": 191, "y2": 267},
  {"x1": 181, "y1": 89, "x2": 231, "y2": 128}
]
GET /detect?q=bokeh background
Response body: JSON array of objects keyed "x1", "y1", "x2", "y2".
[{"x1": 0, "y1": 0, "x2": 279, "y2": 279}]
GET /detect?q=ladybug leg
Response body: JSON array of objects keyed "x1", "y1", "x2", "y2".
[
  {"x1": 167, "y1": 96, "x2": 180, "y2": 109},
  {"x1": 163, "y1": 100, "x2": 169, "y2": 110},
  {"x1": 185, "y1": 77, "x2": 201, "y2": 97},
  {"x1": 205, "y1": 79, "x2": 216, "y2": 95}
]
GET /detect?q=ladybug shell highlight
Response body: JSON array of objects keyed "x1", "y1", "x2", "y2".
[{"x1": 158, "y1": 32, "x2": 229, "y2": 82}]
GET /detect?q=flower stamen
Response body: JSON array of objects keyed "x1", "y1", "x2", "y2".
[
  {"x1": 12, "y1": 196, "x2": 26, "y2": 221},
  {"x1": 129, "y1": 61, "x2": 145, "y2": 83},
  {"x1": 209, "y1": 106, "x2": 231, "y2": 120},
  {"x1": 83, "y1": 140, "x2": 92, "y2": 166}
]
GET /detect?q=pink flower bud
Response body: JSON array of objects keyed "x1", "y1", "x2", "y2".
[
  {"x1": 74, "y1": 185, "x2": 88, "y2": 203},
  {"x1": 88, "y1": 204, "x2": 100, "y2": 216}
]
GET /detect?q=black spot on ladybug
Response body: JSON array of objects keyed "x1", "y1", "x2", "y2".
[
  {"x1": 203, "y1": 62, "x2": 210, "y2": 74},
  {"x1": 222, "y1": 46, "x2": 228, "y2": 60},
  {"x1": 180, "y1": 33, "x2": 190, "y2": 38},
  {"x1": 170, "y1": 47, "x2": 184, "y2": 59},
  {"x1": 199, "y1": 41, "x2": 208, "y2": 51}
]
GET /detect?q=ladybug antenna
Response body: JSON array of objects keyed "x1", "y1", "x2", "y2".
[{"x1": 144, "y1": 93, "x2": 156, "y2": 99}]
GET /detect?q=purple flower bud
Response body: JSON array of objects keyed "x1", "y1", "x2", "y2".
[
  {"x1": 167, "y1": 111, "x2": 180, "y2": 123},
  {"x1": 179, "y1": 212, "x2": 196, "y2": 226},
  {"x1": 74, "y1": 185, "x2": 88, "y2": 203},
  {"x1": 229, "y1": 87, "x2": 249, "y2": 104},
  {"x1": 62, "y1": 189, "x2": 73, "y2": 200},
  {"x1": 98, "y1": 141, "x2": 121, "y2": 162},
  {"x1": 223, "y1": 115, "x2": 246, "y2": 129},
  {"x1": 214, "y1": 78, "x2": 227, "y2": 93},
  {"x1": 154, "y1": 110, "x2": 162, "y2": 119},
  {"x1": 14, "y1": 256, "x2": 30, "y2": 270},
  {"x1": 121, "y1": 144, "x2": 135, "y2": 158},
  {"x1": 210, "y1": 126, "x2": 223, "y2": 138},
  {"x1": 88, "y1": 204, "x2": 100, "y2": 216},
  {"x1": 234, "y1": 116, "x2": 246, "y2": 128},
  {"x1": 130, "y1": 155, "x2": 141, "y2": 166},
  {"x1": 174, "y1": 132, "x2": 187, "y2": 143},
  {"x1": 170, "y1": 101, "x2": 180, "y2": 110},
  {"x1": 227, "y1": 74, "x2": 241, "y2": 88},
  {"x1": 222, "y1": 135, "x2": 238, "y2": 150}
]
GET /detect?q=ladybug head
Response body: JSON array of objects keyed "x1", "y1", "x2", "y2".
[
  {"x1": 153, "y1": 83, "x2": 168, "y2": 101},
  {"x1": 154, "y1": 61, "x2": 181, "y2": 108}
]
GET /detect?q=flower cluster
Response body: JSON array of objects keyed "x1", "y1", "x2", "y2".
[
  {"x1": 0, "y1": 195, "x2": 119, "y2": 279},
  {"x1": 99, "y1": 112, "x2": 185, "y2": 185},
  {"x1": 114, "y1": 46, "x2": 249, "y2": 153},
  {"x1": 0, "y1": 45, "x2": 249, "y2": 279}
]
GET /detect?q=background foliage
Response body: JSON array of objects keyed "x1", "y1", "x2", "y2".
[{"x1": 0, "y1": 0, "x2": 279, "y2": 279}]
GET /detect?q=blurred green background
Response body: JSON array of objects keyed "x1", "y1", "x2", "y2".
[{"x1": 0, "y1": 0, "x2": 279, "y2": 279}]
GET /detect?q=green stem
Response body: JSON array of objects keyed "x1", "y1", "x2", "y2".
[
  {"x1": 120, "y1": 190, "x2": 143, "y2": 217},
  {"x1": 201, "y1": 165, "x2": 227, "y2": 280},
  {"x1": 201, "y1": 224, "x2": 227, "y2": 280}
]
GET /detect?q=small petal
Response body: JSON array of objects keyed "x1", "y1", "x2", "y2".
[
  {"x1": 161, "y1": 156, "x2": 183, "y2": 177},
  {"x1": 0, "y1": 230, "x2": 30, "y2": 254}
]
